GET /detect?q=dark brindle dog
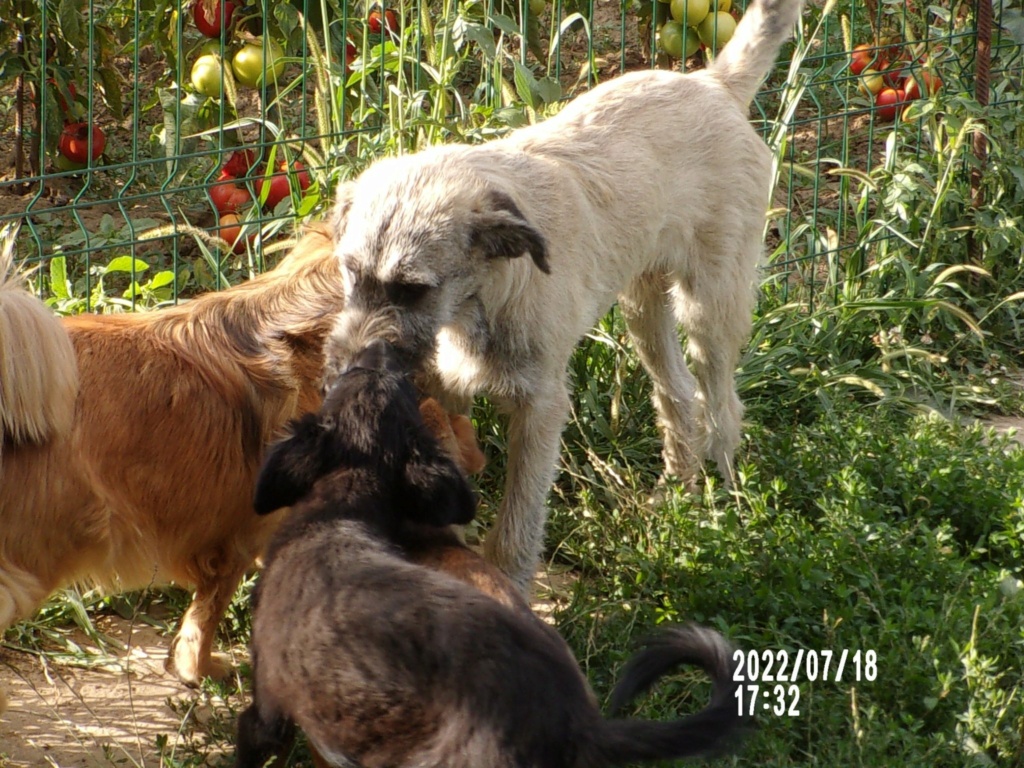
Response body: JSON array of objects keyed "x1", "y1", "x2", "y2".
[{"x1": 236, "y1": 339, "x2": 745, "y2": 768}]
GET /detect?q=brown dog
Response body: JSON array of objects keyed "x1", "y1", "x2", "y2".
[
  {"x1": 0, "y1": 223, "x2": 342, "y2": 712},
  {"x1": 411, "y1": 399, "x2": 530, "y2": 616}
]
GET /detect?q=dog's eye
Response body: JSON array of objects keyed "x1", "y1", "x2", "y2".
[{"x1": 386, "y1": 282, "x2": 430, "y2": 305}]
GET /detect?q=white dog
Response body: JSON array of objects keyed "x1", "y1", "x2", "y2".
[{"x1": 323, "y1": 0, "x2": 804, "y2": 587}]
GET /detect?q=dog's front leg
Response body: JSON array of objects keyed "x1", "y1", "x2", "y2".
[
  {"x1": 483, "y1": 384, "x2": 570, "y2": 591},
  {"x1": 167, "y1": 559, "x2": 249, "y2": 686}
]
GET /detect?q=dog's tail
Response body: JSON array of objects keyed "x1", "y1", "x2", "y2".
[
  {"x1": 706, "y1": 0, "x2": 805, "y2": 107},
  {"x1": 0, "y1": 227, "x2": 79, "y2": 460},
  {"x1": 587, "y1": 624, "x2": 747, "y2": 765}
]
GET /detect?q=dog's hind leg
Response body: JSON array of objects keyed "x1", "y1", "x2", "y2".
[
  {"x1": 483, "y1": 386, "x2": 571, "y2": 591},
  {"x1": 235, "y1": 702, "x2": 297, "y2": 768},
  {"x1": 670, "y1": 250, "x2": 757, "y2": 488},
  {"x1": 167, "y1": 554, "x2": 249, "y2": 686},
  {"x1": 620, "y1": 273, "x2": 701, "y2": 489},
  {"x1": 0, "y1": 566, "x2": 52, "y2": 714}
]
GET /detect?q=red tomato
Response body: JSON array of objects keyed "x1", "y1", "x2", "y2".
[
  {"x1": 58, "y1": 122, "x2": 105, "y2": 163},
  {"x1": 368, "y1": 7, "x2": 399, "y2": 34},
  {"x1": 883, "y1": 60, "x2": 909, "y2": 89},
  {"x1": 257, "y1": 173, "x2": 290, "y2": 211},
  {"x1": 209, "y1": 171, "x2": 250, "y2": 214},
  {"x1": 292, "y1": 160, "x2": 311, "y2": 191},
  {"x1": 222, "y1": 148, "x2": 256, "y2": 177},
  {"x1": 256, "y1": 161, "x2": 311, "y2": 211},
  {"x1": 874, "y1": 87, "x2": 907, "y2": 122},
  {"x1": 193, "y1": 0, "x2": 236, "y2": 38},
  {"x1": 849, "y1": 43, "x2": 885, "y2": 76}
]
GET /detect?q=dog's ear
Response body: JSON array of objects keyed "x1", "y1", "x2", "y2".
[
  {"x1": 401, "y1": 429, "x2": 478, "y2": 527},
  {"x1": 253, "y1": 414, "x2": 326, "y2": 515},
  {"x1": 470, "y1": 190, "x2": 550, "y2": 274},
  {"x1": 329, "y1": 182, "x2": 356, "y2": 237}
]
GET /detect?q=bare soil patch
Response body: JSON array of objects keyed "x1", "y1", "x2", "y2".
[{"x1": 1, "y1": 564, "x2": 577, "y2": 768}]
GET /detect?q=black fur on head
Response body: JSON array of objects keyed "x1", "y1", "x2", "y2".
[{"x1": 253, "y1": 339, "x2": 476, "y2": 527}]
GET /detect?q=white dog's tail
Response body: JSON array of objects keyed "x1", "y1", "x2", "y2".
[
  {"x1": 0, "y1": 227, "x2": 79, "y2": 461},
  {"x1": 706, "y1": 0, "x2": 805, "y2": 107}
]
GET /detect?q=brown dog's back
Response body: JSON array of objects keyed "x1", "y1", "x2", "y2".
[{"x1": 0, "y1": 224, "x2": 342, "y2": 696}]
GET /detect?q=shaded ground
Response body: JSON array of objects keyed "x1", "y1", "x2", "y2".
[
  {"x1": 0, "y1": 566, "x2": 576, "y2": 768},
  {"x1": 1, "y1": 619, "x2": 208, "y2": 768}
]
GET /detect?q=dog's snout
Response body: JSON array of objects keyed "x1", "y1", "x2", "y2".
[{"x1": 350, "y1": 339, "x2": 397, "y2": 373}]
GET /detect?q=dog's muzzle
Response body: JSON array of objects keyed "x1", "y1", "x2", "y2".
[{"x1": 345, "y1": 339, "x2": 404, "y2": 375}]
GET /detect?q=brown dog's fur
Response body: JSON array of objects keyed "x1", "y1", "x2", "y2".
[
  {"x1": 0, "y1": 224, "x2": 342, "y2": 711},
  {"x1": 410, "y1": 400, "x2": 531, "y2": 614}
]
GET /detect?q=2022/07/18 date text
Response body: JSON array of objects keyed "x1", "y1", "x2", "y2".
[{"x1": 733, "y1": 648, "x2": 878, "y2": 717}]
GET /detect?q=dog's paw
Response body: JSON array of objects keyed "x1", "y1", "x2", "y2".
[
  {"x1": 167, "y1": 639, "x2": 233, "y2": 687},
  {"x1": 201, "y1": 652, "x2": 233, "y2": 681}
]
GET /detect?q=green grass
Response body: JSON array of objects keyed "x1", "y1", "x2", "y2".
[{"x1": 548, "y1": 406, "x2": 1024, "y2": 767}]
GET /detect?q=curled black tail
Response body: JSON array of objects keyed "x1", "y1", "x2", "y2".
[{"x1": 591, "y1": 624, "x2": 746, "y2": 765}]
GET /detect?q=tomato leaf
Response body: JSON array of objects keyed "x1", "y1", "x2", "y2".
[
  {"x1": 96, "y1": 67, "x2": 124, "y2": 120},
  {"x1": 103, "y1": 256, "x2": 150, "y2": 274},
  {"x1": 50, "y1": 256, "x2": 70, "y2": 300},
  {"x1": 512, "y1": 60, "x2": 536, "y2": 110},
  {"x1": 58, "y1": 0, "x2": 86, "y2": 49}
]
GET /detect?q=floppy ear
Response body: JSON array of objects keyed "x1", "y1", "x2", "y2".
[
  {"x1": 253, "y1": 414, "x2": 326, "y2": 515},
  {"x1": 401, "y1": 429, "x2": 478, "y2": 527},
  {"x1": 470, "y1": 190, "x2": 550, "y2": 274},
  {"x1": 329, "y1": 182, "x2": 356, "y2": 237}
]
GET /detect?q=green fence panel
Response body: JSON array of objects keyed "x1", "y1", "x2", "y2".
[{"x1": 1, "y1": 0, "x2": 1021, "y2": 311}]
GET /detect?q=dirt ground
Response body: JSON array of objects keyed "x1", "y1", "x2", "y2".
[
  {"x1": 0, "y1": 565, "x2": 576, "y2": 768},
  {"x1": 1, "y1": 620, "x2": 214, "y2": 768}
]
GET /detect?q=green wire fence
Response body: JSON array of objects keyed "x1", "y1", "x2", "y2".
[{"x1": 0, "y1": 0, "x2": 1021, "y2": 310}]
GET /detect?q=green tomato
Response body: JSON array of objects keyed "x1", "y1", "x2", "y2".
[
  {"x1": 696, "y1": 11, "x2": 737, "y2": 51},
  {"x1": 670, "y1": 0, "x2": 709, "y2": 26},
  {"x1": 191, "y1": 54, "x2": 225, "y2": 98},
  {"x1": 529, "y1": 0, "x2": 545, "y2": 15},
  {"x1": 54, "y1": 152, "x2": 88, "y2": 172},
  {"x1": 232, "y1": 39, "x2": 287, "y2": 88},
  {"x1": 658, "y1": 20, "x2": 701, "y2": 59},
  {"x1": 657, "y1": 21, "x2": 685, "y2": 59},
  {"x1": 200, "y1": 38, "x2": 231, "y2": 58},
  {"x1": 683, "y1": 25, "x2": 701, "y2": 57},
  {"x1": 711, "y1": 0, "x2": 732, "y2": 12}
]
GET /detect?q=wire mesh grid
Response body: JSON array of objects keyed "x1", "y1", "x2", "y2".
[{"x1": 0, "y1": 0, "x2": 1020, "y2": 310}]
